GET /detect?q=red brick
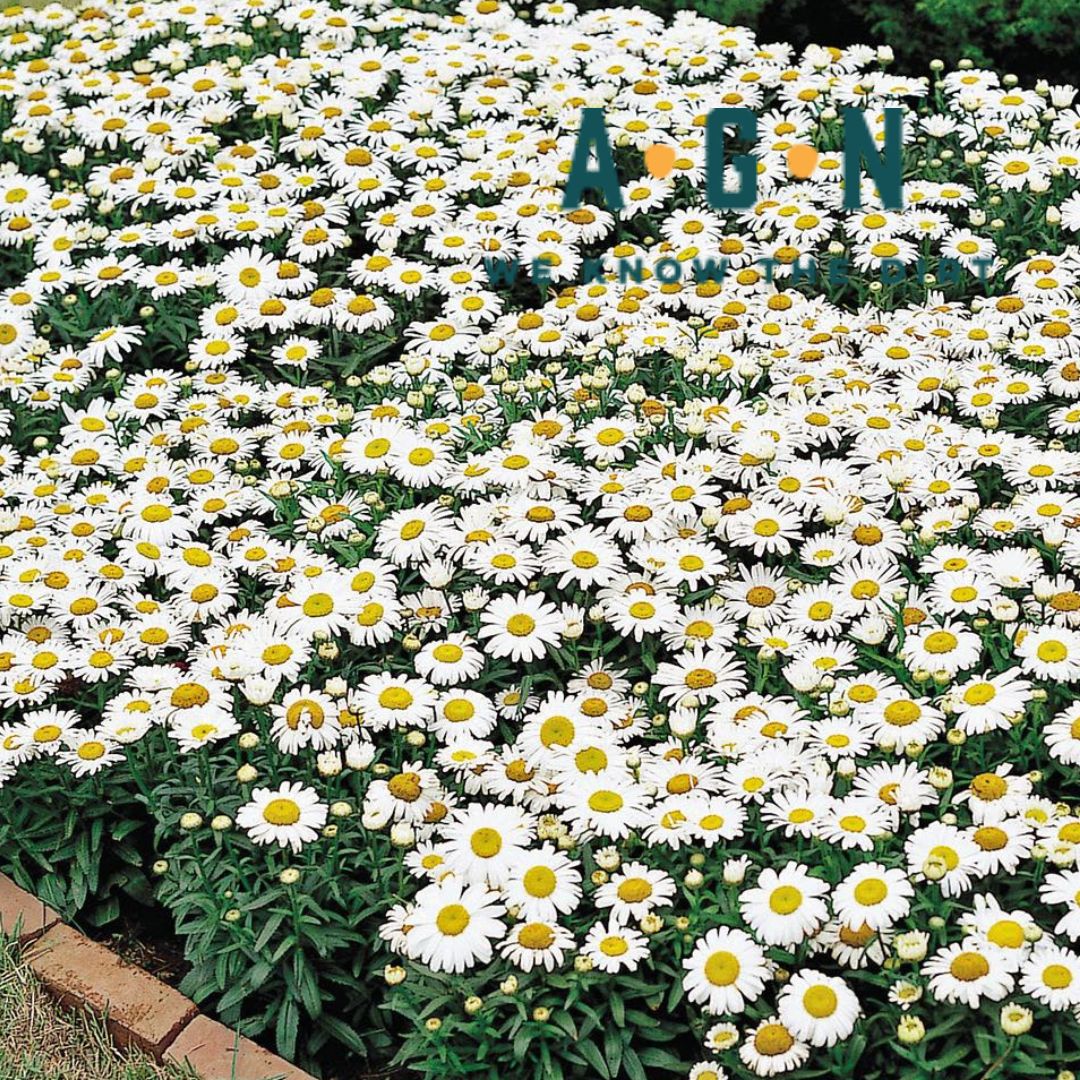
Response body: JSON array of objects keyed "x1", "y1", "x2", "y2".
[
  {"x1": 0, "y1": 873, "x2": 59, "y2": 943},
  {"x1": 27, "y1": 924, "x2": 196, "y2": 1057},
  {"x1": 165, "y1": 1015, "x2": 313, "y2": 1080}
]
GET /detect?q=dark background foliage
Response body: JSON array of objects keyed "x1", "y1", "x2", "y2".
[{"x1": 571, "y1": 0, "x2": 1080, "y2": 85}]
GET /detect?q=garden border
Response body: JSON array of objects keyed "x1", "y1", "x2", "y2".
[{"x1": 0, "y1": 871, "x2": 315, "y2": 1080}]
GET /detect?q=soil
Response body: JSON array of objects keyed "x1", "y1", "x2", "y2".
[{"x1": 85, "y1": 906, "x2": 190, "y2": 988}]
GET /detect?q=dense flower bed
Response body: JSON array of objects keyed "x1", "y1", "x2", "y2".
[{"x1": 3, "y1": 1, "x2": 1080, "y2": 1078}]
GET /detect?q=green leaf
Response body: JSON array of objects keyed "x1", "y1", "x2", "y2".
[
  {"x1": 610, "y1": 993, "x2": 625, "y2": 1027},
  {"x1": 603, "y1": 1026, "x2": 623, "y2": 1077},
  {"x1": 275, "y1": 998, "x2": 299, "y2": 1061},
  {"x1": 578, "y1": 1038, "x2": 610, "y2": 1079}
]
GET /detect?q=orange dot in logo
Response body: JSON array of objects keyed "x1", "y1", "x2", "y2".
[
  {"x1": 644, "y1": 143, "x2": 676, "y2": 180},
  {"x1": 787, "y1": 143, "x2": 819, "y2": 179}
]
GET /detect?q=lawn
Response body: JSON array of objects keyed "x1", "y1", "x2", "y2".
[{"x1": 0, "y1": 940, "x2": 195, "y2": 1080}]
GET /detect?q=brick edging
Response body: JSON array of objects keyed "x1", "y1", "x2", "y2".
[{"x1": 0, "y1": 872, "x2": 314, "y2": 1080}]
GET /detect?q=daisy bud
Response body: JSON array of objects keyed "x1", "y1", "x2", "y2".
[
  {"x1": 242, "y1": 676, "x2": 276, "y2": 706},
  {"x1": 224, "y1": 908, "x2": 242, "y2": 923},
  {"x1": 1001, "y1": 1004, "x2": 1033, "y2": 1036},
  {"x1": 947, "y1": 728, "x2": 966, "y2": 746},
  {"x1": 463, "y1": 588, "x2": 488, "y2": 611},
  {"x1": 574, "y1": 955, "x2": 593, "y2": 973},
  {"x1": 905, "y1": 741, "x2": 924, "y2": 759},
  {"x1": 836, "y1": 758, "x2": 856, "y2": 778},
  {"x1": 345, "y1": 742, "x2": 375, "y2": 770},
  {"x1": 595, "y1": 847, "x2": 621, "y2": 871},
  {"x1": 723, "y1": 856, "x2": 749, "y2": 885},
  {"x1": 376, "y1": 963, "x2": 405, "y2": 988},
  {"x1": 992, "y1": 598, "x2": 1019, "y2": 621},
  {"x1": 897, "y1": 1016, "x2": 925, "y2": 1044},
  {"x1": 210, "y1": 815, "x2": 232, "y2": 832},
  {"x1": 280, "y1": 868, "x2": 301, "y2": 886},
  {"x1": 684, "y1": 870, "x2": 704, "y2": 889},
  {"x1": 1043, "y1": 525, "x2": 1066, "y2": 548},
  {"x1": 236, "y1": 764, "x2": 258, "y2": 784},
  {"x1": 152, "y1": 860, "x2": 169, "y2": 876},
  {"x1": 1048, "y1": 207, "x2": 1062, "y2": 225},
  {"x1": 237, "y1": 730, "x2": 260, "y2": 756},
  {"x1": 640, "y1": 913, "x2": 664, "y2": 935},
  {"x1": 425, "y1": 1018, "x2": 442, "y2": 1032},
  {"x1": 922, "y1": 855, "x2": 948, "y2": 881},
  {"x1": 390, "y1": 822, "x2": 415, "y2": 848},
  {"x1": 464, "y1": 996, "x2": 483, "y2": 1015},
  {"x1": 1059, "y1": 1073, "x2": 1076, "y2": 1080},
  {"x1": 179, "y1": 812, "x2": 202, "y2": 831},
  {"x1": 669, "y1": 709, "x2": 697, "y2": 736},
  {"x1": 500, "y1": 975, "x2": 518, "y2": 994},
  {"x1": 406, "y1": 731, "x2": 426, "y2": 748},
  {"x1": 317, "y1": 752, "x2": 342, "y2": 777},
  {"x1": 325, "y1": 677, "x2": 348, "y2": 698},
  {"x1": 895, "y1": 931, "x2": 929, "y2": 962},
  {"x1": 362, "y1": 808, "x2": 388, "y2": 830},
  {"x1": 532, "y1": 1007, "x2": 551, "y2": 1023}
]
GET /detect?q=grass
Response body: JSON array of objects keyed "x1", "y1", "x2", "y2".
[{"x1": 0, "y1": 938, "x2": 198, "y2": 1080}]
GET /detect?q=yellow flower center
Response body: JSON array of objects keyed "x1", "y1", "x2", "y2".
[
  {"x1": 704, "y1": 950, "x2": 740, "y2": 986},
  {"x1": 263, "y1": 798, "x2": 301, "y2": 826},
  {"x1": 769, "y1": 885, "x2": 802, "y2": 914}
]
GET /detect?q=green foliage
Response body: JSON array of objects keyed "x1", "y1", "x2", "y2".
[
  {"x1": 0, "y1": 766, "x2": 153, "y2": 925},
  {"x1": 385, "y1": 965, "x2": 690, "y2": 1080},
  {"x1": 569, "y1": 0, "x2": 1080, "y2": 83},
  {"x1": 860, "y1": 0, "x2": 1080, "y2": 79}
]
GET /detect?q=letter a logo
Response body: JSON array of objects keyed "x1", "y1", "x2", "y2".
[{"x1": 562, "y1": 109, "x2": 624, "y2": 212}]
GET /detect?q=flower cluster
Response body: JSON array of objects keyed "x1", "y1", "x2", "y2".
[{"x1": 3, "y1": 0, "x2": 1080, "y2": 1076}]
